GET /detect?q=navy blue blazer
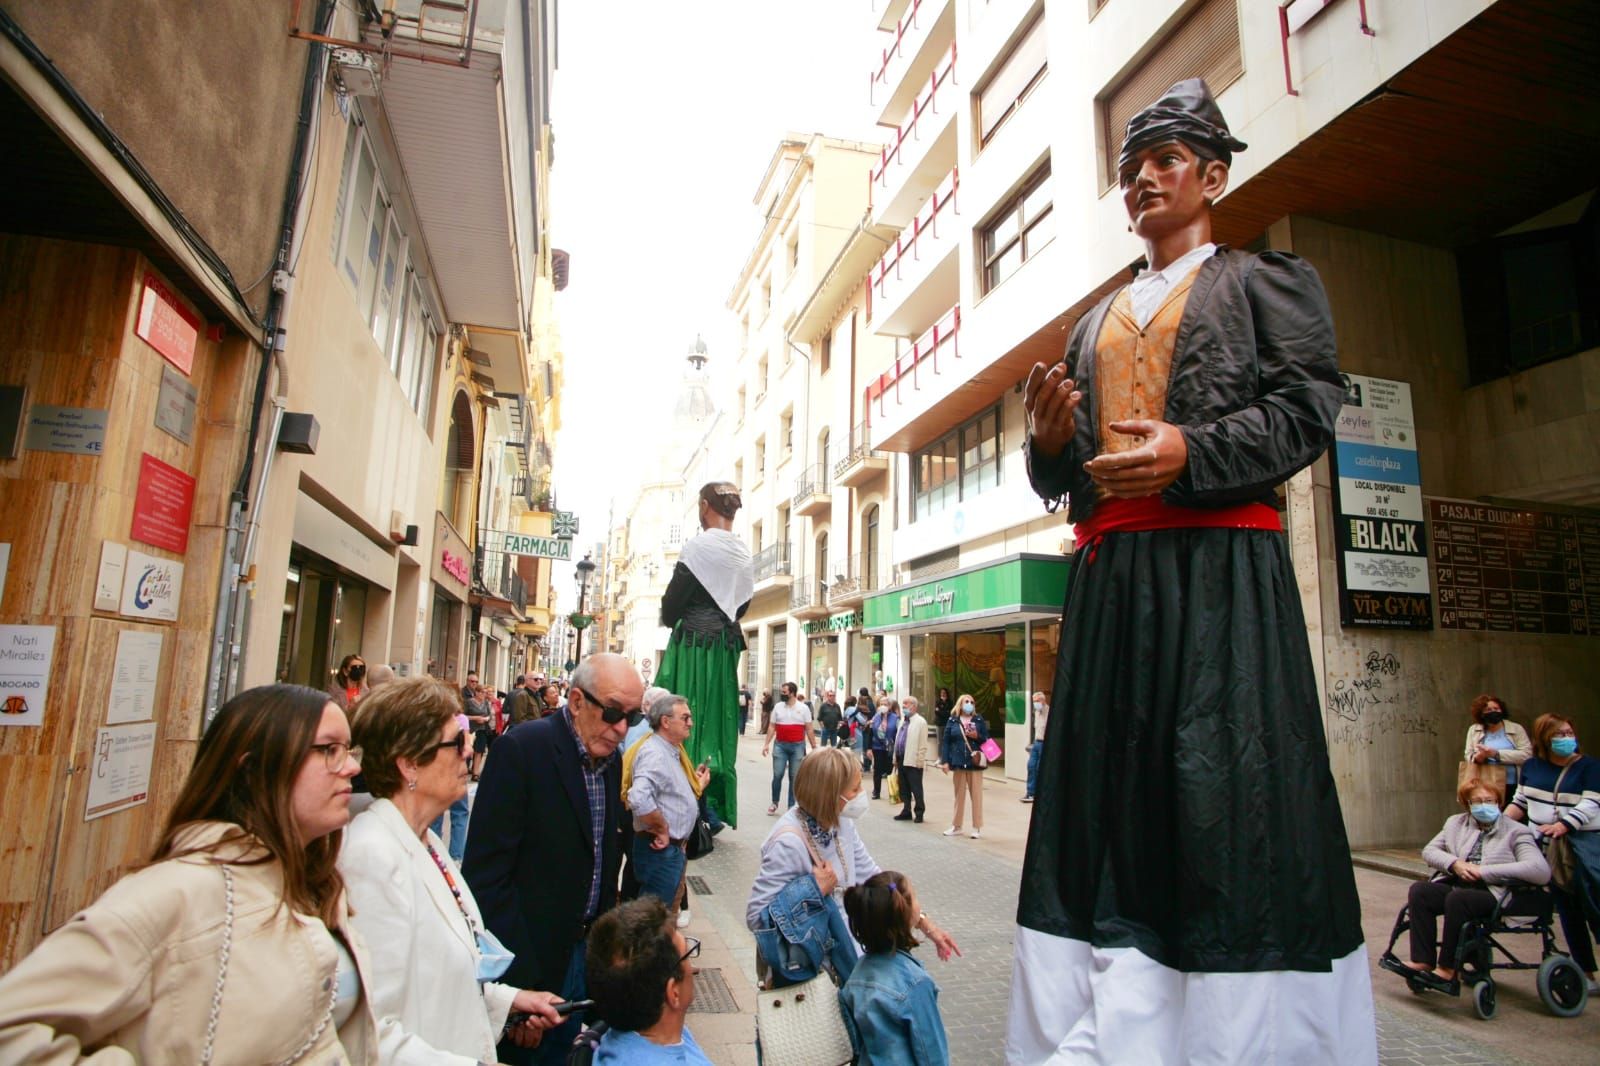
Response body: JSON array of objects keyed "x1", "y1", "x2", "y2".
[{"x1": 462, "y1": 713, "x2": 623, "y2": 993}]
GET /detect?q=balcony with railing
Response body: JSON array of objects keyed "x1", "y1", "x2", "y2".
[
  {"x1": 789, "y1": 573, "x2": 829, "y2": 621},
  {"x1": 792, "y1": 459, "x2": 832, "y2": 518},
  {"x1": 868, "y1": 0, "x2": 954, "y2": 128},
  {"x1": 510, "y1": 473, "x2": 555, "y2": 513},
  {"x1": 863, "y1": 303, "x2": 960, "y2": 451},
  {"x1": 826, "y1": 551, "x2": 886, "y2": 610},
  {"x1": 872, "y1": 0, "x2": 913, "y2": 33},
  {"x1": 868, "y1": 167, "x2": 960, "y2": 337},
  {"x1": 752, "y1": 540, "x2": 793, "y2": 592},
  {"x1": 833, "y1": 419, "x2": 888, "y2": 489},
  {"x1": 869, "y1": 41, "x2": 957, "y2": 233}
]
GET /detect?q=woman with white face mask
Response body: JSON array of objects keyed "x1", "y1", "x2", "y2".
[
  {"x1": 746, "y1": 748, "x2": 960, "y2": 964},
  {"x1": 938, "y1": 694, "x2": 991, "y2": 838}
]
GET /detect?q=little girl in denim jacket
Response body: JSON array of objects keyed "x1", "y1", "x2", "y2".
[{"x1": 838, "y1": 872, "x2": 950, "y2": 1065}]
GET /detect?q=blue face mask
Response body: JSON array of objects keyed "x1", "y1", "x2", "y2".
[
  {"x1": 475, "y1": 926, "x2": 515, "y2": 982},
  {"x1": 1469, "y1": 803, "x2": 1500, "y2": 825},
  {"x1": 1551, "y1": 737, "x2": 1578, "y2": 758}
]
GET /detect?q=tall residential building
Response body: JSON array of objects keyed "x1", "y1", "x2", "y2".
[
  {"x1": 851, "y1": 0, "x2": 1596, "y2": 842},
  {"x1": 723, "y1": 134, "x2": 886, "y2": 702}
]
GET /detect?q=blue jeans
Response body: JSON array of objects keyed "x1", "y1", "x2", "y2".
[
  {"x1": 1026, "y1": 740, "x2": 1043, "y2": 799},
  {"x1": 514, "y1": 940, "x2": 587, "y2": 1065},
  {"x1": 771, "y1": 741, "x2": 805, "y2": 807},
  {"x1": 632, "y1": 836, "x2": 687, "y2": 907},
  {"x1": 430, "y1": 793, "x2": 471, "y2": 863},
  {"x1": 820, "y1": 726, "x2": 838, "y2": 748}
]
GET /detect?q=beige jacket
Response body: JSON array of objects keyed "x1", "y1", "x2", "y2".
[
  {"x1": 1463, "y1": 721, "x2": 1533, "y2": 766},
  {"x1": 901, "y1": 712, "x2": 930, "y2": 769},
  {"x1": 0, "y1": 823, "x2": 379, "y2": 1065}
]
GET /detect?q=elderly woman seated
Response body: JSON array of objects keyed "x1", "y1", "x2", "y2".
[{"x1": 1395, "y1": 777, "x2": 1550, "y2": 990}]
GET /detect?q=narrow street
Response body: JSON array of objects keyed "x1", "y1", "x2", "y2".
[{"x1": 676, "y1": 734, "x2": 1598, "y2": 1065}]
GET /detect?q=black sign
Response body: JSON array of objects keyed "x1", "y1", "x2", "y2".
[{"x1": 1430, "y1": 499, "x2": 1599, "y2": 636}]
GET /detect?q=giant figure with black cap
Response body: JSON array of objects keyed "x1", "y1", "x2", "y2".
[{"x1": 1007, "y1": 79, "x2": 1376, "y2": 1063}]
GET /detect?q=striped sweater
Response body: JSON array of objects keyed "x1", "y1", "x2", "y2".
[{"x1": 1512, "y1": 755, "x2": 1600, "y2": 831}]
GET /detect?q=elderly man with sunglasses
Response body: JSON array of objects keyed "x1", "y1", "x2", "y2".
[{"x1": 464, "y1": 652, "x2": 645, "y2": 1065}]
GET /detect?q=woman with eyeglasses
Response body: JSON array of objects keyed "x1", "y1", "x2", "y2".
[
  {"x1": 1505, "y1": 712, "x2": 1600, "y2": 995},
  {"x1": 0, "y1": 685, "x2": 379, "y2": 1063},
  {"x1": 341, "y1": 676, "x2": 565, "y2": 1063}
]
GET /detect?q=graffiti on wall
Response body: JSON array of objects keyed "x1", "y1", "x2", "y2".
[{"x1": 1324, "y1": 647, "x2": 1438, "y2": 749}]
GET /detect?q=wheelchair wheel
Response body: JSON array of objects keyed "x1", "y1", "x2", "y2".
[
  {"x1": 1471, "y1": 979, "x2": 1496, "y2": 1020},
  {"x1": 1536, "y1": 955, "x2": 1589, "y2": 1017}
]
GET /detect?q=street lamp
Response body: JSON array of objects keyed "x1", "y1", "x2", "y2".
[{"x1": 570, "y1": 552, "x2": 597, "y2": 662}]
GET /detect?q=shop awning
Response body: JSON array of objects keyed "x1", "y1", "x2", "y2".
[{"x1": 862, "y1": 553, "x2": 1070, "y2": 635}]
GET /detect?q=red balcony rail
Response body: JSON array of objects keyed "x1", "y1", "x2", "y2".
[
  {"x1": 867, "y1": 166, "x2": 958, "y2": 317},
  {"x1": 864, "y1": 303, "x2": 960, "y2": 422},
  {"x1": 868, "y1": 0, "x2": 924, "y2": 100},
  {"x1": 868, "y1": 41, "x2": 957, "y2": 207}
]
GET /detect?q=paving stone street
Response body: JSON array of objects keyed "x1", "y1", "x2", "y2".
[{"x1": 675, "y1": 733, "x2": 1597, "y2": 1065}]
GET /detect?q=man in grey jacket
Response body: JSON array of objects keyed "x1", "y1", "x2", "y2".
[{"x1": 894, "y1": 697, "x2": 929, "y2": 824}]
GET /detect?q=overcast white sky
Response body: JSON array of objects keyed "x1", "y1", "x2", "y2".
[{"x1": 547, "y1": 1, "x2": 884, "y2": 593}]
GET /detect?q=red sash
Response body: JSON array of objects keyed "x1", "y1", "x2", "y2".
[{"x1": 1073, "y1": 497, "x2": 1281, "y2": 564}]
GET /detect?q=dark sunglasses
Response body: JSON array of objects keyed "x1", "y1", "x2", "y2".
[
  {"x1": 427, "y1": 730, "x2": 468, "y2": 758},
  {"x1": 573, "y1": 686, "x2": 643, "y2": 728}
]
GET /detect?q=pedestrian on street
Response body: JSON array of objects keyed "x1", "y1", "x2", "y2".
[
  {"x1": 505, "y1": 673, "x2": 540, "y2": 730},
  {"x1": 939, "y1": 695, "x2": 988, "y2": 839},
  {"x1": 462, "y1": 652, "x2": 644, "y2": 1065},
  {"x1": 763, "y1": 681, "x2": 815, "y2": 815},
  {"x1": 1505, "y1": 712, "x2": 1600, "y2": 994},
  {"x1": 932, "y1": 687, "x2": 954, "y2": 738},
  {"x1": 738, "y1": 683, "x2": 753, "y2": 735},
  {"x1": 539, "y1": 683, "x2": 564, "y2": 718},
  {"x1": 895, "y1": 697, "x2": 929, "y2": 823},
  {"x1": 818, "y1": 687, "x2": 844, "y2": 747},
  {"x1": 466, "y1": 681, "x2": 494, "y2": 779},
  {"x1": 341, "y1": 676, "x2": 565, "y2": 1060},
  {"x1": 840, "y1": 871, "x2": 951, "y2": 1065},
  {"x1": 330, "y1": 653, "x2": 369, "y2": 711},
  {"x1": 1463, "y1": 693, "x2": 1530, "y2": 806},
  {"x1": 853, "y1": 697, "x2": 875, "y2": 774},
  {"x1": 624, "y1": 694, "x2": 709, "y2": 924},
  {"x1": 759, "y1": 688, "x2": 775, "y2": 734},
  {"x1": 1010, "y1": 78, "x2": 1372, "y2": 1062},
  {"x1": 0, "y1": 685, "x2": 379, "y2": 1063},
  {"x1": 1023, "y1": 691, "x2": 1048, "y2": 803},
  {"x1": 586, "y1": 898, "x2": 715, "y2": 1064},
  {"x1": 870, "y1": 697, "x2": 900, "y2": 800}
]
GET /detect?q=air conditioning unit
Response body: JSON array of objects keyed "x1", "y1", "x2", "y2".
[{"x1": 333, "y1": 49, "x2": 381, "y2": 97}]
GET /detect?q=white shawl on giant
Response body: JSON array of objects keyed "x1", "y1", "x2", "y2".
[{"x1": 678, "y1": 528, "x2": 754, "y2": 625}]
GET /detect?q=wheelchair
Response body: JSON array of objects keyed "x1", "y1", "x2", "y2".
[{"x1": 1378, "y1": 884, "x2": 1589, "y2": 1020}]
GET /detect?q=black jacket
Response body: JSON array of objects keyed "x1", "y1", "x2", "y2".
[
  {"x1": 660, "y1": 561, "x2": 748, "y2": 647},
  {"x1": 1026, "y1": 248, "x2": 1343, "y2": 523},
  {"x1": 462, "y1": 713, "x2": 623, "y2": 993}
]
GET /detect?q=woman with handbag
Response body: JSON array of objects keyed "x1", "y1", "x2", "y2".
[
  {"x1": 869, "y1": 697, "x2": 900, "y2": 800},
  {"x1": 0, "y1": 685, "x2": 380, "y2": 1064},
  {"x1": 746, "y1": 749, "x2": 959, "y2": 1066},
  {"x1": 1462, "y1": 694, "x2": 1531, "y2": 806},
  {"x1": 1505, "y1": 713, "x2": 1600, "y2": 995},
  {"x1": 340, "y1": 676, "x2": 565, "y2": 1064},
  {"x1": 939, "y1": 694, "x2": 991, "y2": 839}
]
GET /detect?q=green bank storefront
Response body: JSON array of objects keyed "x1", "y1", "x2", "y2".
[{"x1": 862, "y1": 554, "x2": 1071, "y2": 780}]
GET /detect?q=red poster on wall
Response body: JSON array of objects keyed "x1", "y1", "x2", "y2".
[
  {"x1": 130, "y1": 453, "x2": 196, "y2": 554},
  {"x1": 134, "y1": 273, "x2": 199, "y2": 375}
]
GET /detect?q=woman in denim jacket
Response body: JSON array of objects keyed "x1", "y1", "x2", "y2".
[
  {"x1": 840, "y1": 871, "x2": 949, "y2": 1065},
  {"x1": 746, "y1": 749, "x2": 959, "y2": 988}
]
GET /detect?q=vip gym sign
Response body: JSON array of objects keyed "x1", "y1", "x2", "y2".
[{"x1": 1330, "y1": 374, "x2": 1432, "y2": 629}]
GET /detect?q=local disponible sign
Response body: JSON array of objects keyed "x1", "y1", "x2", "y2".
[
  {"x1": 499, "y1": 531, "x2": 573, "y2": 561},
  {"x1": 1331, "y1": 374, "x2": 1432, "y2": 629}
]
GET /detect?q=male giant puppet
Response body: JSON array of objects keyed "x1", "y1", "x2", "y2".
[{"x1": 1007, "y1": 80, "x2": 1376, "y2": 1064}]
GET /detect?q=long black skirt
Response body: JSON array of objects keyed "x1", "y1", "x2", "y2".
[{"x1": 1007, "y1": 527, "x2": 1374, "y2": 1064}]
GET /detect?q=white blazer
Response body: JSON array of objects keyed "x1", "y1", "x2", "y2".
[{"x1": 340, "y1": 799, "x2": 519, "y2": 1065}]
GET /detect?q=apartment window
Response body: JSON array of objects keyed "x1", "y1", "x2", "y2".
[
  {"x1": 981, "y1": 165, "x2": 1054, "y2": 292},
  {"x1": 736, "y1": 386, "x2": 747, "y2": 424},
  {"x1": 1099, "y1": 0, "x2": 1242, "y2": 189},
  {"x1": 1458, "y1": 204, "x2": 1600, "y2": 384},
  {"x1": 754, "y1": 436, "x2": 767, "y2": 483},
  {"x1": 734, "y1": 459, "x2": 744, "y2": 491},
  {"x1": 756, "y1": 356, "x2": 769, "y2": 402},
  {"x1": 864, "y1": 504, "x2": 880, "y2": 589},
  {"x1": 740, "y1": 315, "x2": 750, "y2": 351},
  {"x1": 912, "y1": 405, "x2": 1002, "y2": 520},
  {"x1": 819, "y1": 332, "x2": 832, "y2": 375},
  {"x1": 787, "y1": 234, "x2": 800, "y2": 274},
  {"x1": 761, "y1": 276, "x2": 773, "y2": 320},
  {"x1": 977, "y1": 16, "x2": 1048, "y2": 146},
  {"x1": 780, "y1": 409, "x2": 794, "y2": 458},
  {"x1": 751, "y1": 520, "x2": 763, "y2": 554}
]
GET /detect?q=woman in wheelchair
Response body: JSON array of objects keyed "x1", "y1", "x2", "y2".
[{"x1": 1397, "y1": 777, "x2": 1550, "y2": 991}]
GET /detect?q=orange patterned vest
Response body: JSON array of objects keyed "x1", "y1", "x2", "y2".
[{"x1": 1094, "y1": 272, "x2": 1197, "y2": 479}]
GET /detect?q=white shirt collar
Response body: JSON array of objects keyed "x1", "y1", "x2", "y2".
[{"x1": 1128, "y1": 242, "x2": 1216, "y2": 329}]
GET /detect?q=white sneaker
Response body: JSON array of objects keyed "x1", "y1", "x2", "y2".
[
  {"x1": 970, "y1": 829, "x2": 982, "y2": 839},
  {"x1": 942, "y1": 826, "x2": 961, "y2": 836},
  {"x1": 677, "y1": 909, "x2": 692, "y2": 929}
]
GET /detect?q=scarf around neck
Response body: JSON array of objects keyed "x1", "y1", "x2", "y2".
[{"x1": 679, "y1": 528, "x2": 753, "y2": 624}]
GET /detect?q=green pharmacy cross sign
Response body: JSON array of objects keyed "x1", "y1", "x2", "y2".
[{"x1": 552, "y1": 511, "x2": 580, "y2": 539}]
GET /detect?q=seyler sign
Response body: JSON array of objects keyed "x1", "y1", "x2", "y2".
[{"x1": 501, "y1": 533, "x2": 573, "y2": 561}]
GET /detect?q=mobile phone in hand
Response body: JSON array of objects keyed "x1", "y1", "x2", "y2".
[{"x1": 556, "y1": 998, "x2": 595, "y2": 1017}]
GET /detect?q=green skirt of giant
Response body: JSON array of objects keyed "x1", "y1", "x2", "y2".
[{"x1": 653, "y1": 624, "x2": 742, "y2": 828}]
